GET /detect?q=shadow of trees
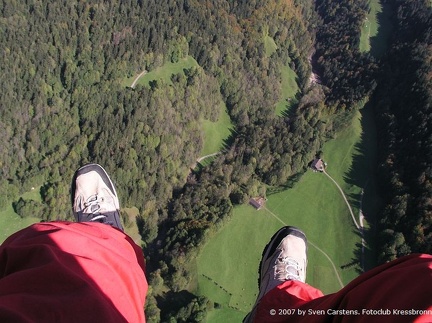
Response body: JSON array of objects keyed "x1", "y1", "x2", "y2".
[
  {"x1": 369, "y1": 2, "x2": 393, "y2": 59},
  {"x1": 341, "y1": 102, "x2": 381, "y2": 273}
]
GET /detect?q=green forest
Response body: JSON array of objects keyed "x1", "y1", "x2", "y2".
[{"x1": 1, "y1": 0, "x2": 430, "y2": 321}]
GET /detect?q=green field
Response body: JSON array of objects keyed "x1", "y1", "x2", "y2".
[
  {"x1": 197, "y1": 106, "x2": 378, "y2": 321},
  {"x1": 125, "y1": 56, "x2": 199, "y2": 88},
  {"x1": 123, "y1": 206, "x2": 145, "y2": 245},
  {"x1": 0, "y1": 206, "x2": 40, "y2": 244},
  {"x1": 263, "y1": 33, "x2": 299, "y2": 116},
  {"x1": 360, "y1": 0, "x2": 393, "y2": 57},
  {"x1": 275, "y1": 65, "x2": 299, "y2": 116},
  {"x1": 0, "y1": 187, "x2": 42, "y2": 244},
  {"x1": 263, "y1": 35, "x2": 278, "y2": 57},
  {"x1": 201, "y1": 104, "x2": 233, "y2": 157}
]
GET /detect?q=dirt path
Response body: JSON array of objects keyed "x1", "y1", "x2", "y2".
[
  {"x1": 197, "y1": 152, "x2": 220, "y2": 163},
  {"x1": 323, "y1": 170, "x2": 360, "y2": 230},
  {"x1": 130, "y1": 70, "x2": 147, "y2": 88},
  {"x1": 358, "y1": 182, "x2": 369, "y2": 271},
  {"x1": 263, "y1": 206, "x2": 345, "y2": 288},
  {"x1": 190, "y1": 152, "x2": 221, "y2": 170}
]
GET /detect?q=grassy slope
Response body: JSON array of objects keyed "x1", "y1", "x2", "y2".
[
  {"x1": 275, "y1": 65, "x2": 299, "y2": 116},
  {"x1": 0, "y1": 206, "x2": 40, "y2": 244},
  {"x1": 0, "y1": 187, "x2": 42, "y2": 244},
  {"x1": 360, "y1": 0, "x2": 393, "y2": 58},
  {"x1": 264, "y1": 35, "x2": 278, "y2": 57},
  {"x1": 125, "y1": 56, "x2": 199, "y2": 88},
  {"x1": 123, "y1": 206, "x2": 144, "y2": 245},
  {"x1": 197, "y1": 107, "x2": 378, "y2": 320},
  {"x1": 201, "y1": 104, "x2": 233, "y2": 156},
  {"x1": 360, "y1": 0, "x2": 381, "y2": 52},
  {"x1": 263, "y1": 34, "x2": 299, "y2": 116}
]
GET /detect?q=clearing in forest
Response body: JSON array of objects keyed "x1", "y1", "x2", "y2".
[
  {"x1": 263, "y1": 33, "x2": 299, "y2": 116},
  {"x1": 0, "y1": 187, "x2": 42, "y2": 243},
  {"x1": 201, "y1": 104, "x2": 233, "y2": 157},
  {"x1": 124, "y1": 56, "x2": 199, "y2": 88},
  {"x1": 359, "y1": 0, "x2": 393, "y2": 57},
  {"x1": 263, "y1": 35, "x2": 278, "y2": 57},
  {"x1": 275, "y1": 64, "x2": 299, "y2": 116},
  {"x1": 125, "y1": 55, "x2": 232, "y2": 158}
]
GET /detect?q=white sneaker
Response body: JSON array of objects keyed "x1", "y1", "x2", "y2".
[
  {"x1": 244, "y1": 226, "x2": 308, "y2": 322},
  {"x1": 71, "y1": 163, "x2": 123, "y2": 231}
]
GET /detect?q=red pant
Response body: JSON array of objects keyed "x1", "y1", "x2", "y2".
[
  {"x1": 255, "y1": 254, "x2": 432, "y2": 322},
  {"x1": 0, "y1": 223, "x2": 431, "y2": 322},
  {"x1": 0, "y1": 222, "x2": 147, "y2": 322}
]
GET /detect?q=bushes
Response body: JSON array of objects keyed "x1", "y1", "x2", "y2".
[{"x1": 13, "y1": 198, "x2": 45, "y2": 219}]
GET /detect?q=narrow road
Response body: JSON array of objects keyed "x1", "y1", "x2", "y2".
[
  {"x1": 358, "y1": 181, "x2": 369, "y2": 272},
  {"x1": 360, "y1": 212, "x2": 365, "y2": 271},
  {"x1": 323, "y1": 170, "x2": 360, "y2": 230},
  {"x1": 130, "y1": 70, "x2": 147, "y2": 88},
  {"x1": 323, "y1": 169, "x2": 366, "y2": 271}
]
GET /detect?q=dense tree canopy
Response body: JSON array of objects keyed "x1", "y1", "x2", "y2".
[{"x1": 373, "y1": 0, "x2": 432, "y2": 262}]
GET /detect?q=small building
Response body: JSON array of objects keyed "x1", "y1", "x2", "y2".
[
  {"x1": 311, "y1": 158, "x2": 325, "y2": 172},
  {"x1": 249, "y1": 197, "x2": 266, "y2": 210}
]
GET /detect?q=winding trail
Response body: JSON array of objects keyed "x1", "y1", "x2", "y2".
[
  {"x1": 130, "y1": 70, "x2": 147, "y2": 88},
  {"x1": 263, "y1": 206, "x2": 345, "y2": 288},
  {"x1": 358, "y1": 181, "x2": 369, "y2": 272},
  {"x1": 323, "y1": 170, "x2": 360, "y2": 230},
  {"x1": 190, "y1": 152, "x2": 221, "y2": 170},
  {"x1": 196, "y1": 152, "x2": 221, "y2": 163}
]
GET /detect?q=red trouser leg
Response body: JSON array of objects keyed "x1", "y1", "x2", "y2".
[
  {"x1": 0, "y1": 222, "x2": 148, "y2": 322},
  {"x1": 255, "y1": 254, "x2": 432, "y2": 323}
]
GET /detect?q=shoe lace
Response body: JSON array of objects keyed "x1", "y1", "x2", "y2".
[
  {"x1": 83, "y1": 194, "x2": 108, "y2": 222},
  {"x1": 274, "y1": 256, "x2": 302, "y2": 282}
]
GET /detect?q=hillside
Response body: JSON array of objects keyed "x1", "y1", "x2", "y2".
[{"x1": 1, "y1": 0, "x2": 430, "y2": 321}]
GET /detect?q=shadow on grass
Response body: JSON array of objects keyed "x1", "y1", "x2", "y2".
[
  {"x1": 369, "y1": 2, "x2": 393, "y2": 59},
  {"x1": 280, "y1": 97, "x2": 300, "y2": 120},
  {"x1": 340, "y1": 228, "x2": 375, "y2": 276},
  {"x1": 341, "y1": 102, "x2": 381, "y2": 272},
  {"x1": 267, "y1": 171, "x2": 306, "y2": 195}
]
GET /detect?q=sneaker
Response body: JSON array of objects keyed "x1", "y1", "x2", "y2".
[
  {"x1": 244, "y1": 226, "x2": 307, "y2": 322},
  {"x1": 71, "y1": 163, "x2": 123, "y2": 231}
]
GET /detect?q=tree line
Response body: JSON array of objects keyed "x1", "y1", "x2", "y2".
[{"x1": 372, "y1": 0, "x2": 432, "y2": 262}]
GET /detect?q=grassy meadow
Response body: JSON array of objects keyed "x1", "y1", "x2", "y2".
[
  {"x1": 124, "y1": 56, "x2": 199, "y2": 88},
  {"x1": 201, "y1": 104, "x2": 233, "y2": 156},
  {"x1": 0, "y1": 206, "x2": 40, "y2": 244},
  {"x1": 197, "y1": 105, "x2": 379, "y2": 321},
  {"x1": 263, "y1": 35, "x2": 278, "y2": 57},
  {"x1": 275, "y1": 65, "x2": 299, "y2": 116},
  {"x1": 360, "y1": 0, "x2": 393, "y2": 57},
  {"x1": 0, "y1": 187, "x2": 42, "y2": 243},
  {"x1": 263, "y1": 34, "x2": 299, "y2": 116}
]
